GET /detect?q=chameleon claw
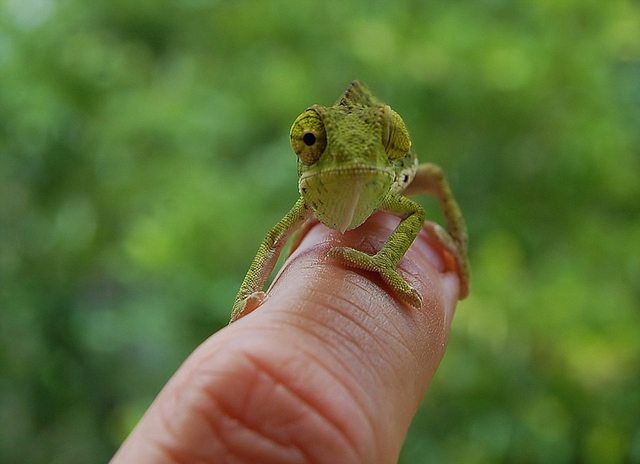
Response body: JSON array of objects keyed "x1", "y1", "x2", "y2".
[
  {"x1": 422, "y1": 222, "x2": 470, "y2": 299},
  {"x1": 230, "y1": 291, "x2": 266, "y2": 323},
  {"x1": 397, "y1": 285, "x2": 423, "y2": 308}
]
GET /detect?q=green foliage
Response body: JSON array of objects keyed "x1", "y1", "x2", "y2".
[{"x1": 1, "y1": 0, "x2": 639, "y2": 462}]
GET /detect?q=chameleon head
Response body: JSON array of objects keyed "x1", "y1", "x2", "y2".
[{"x1": 290, "y1": 101, "x2": 411, "y2": 233}]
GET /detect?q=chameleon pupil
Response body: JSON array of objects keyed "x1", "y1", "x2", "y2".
[{"x1": 303, "y1": 132, "x2": 316, "y2": 146}]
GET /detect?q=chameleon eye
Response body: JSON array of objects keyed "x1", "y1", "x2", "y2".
[
  {"x1": 290, "y1": 109, "x2": 327, "y2": 165},
  {"x1": 382, "y1": 105, "x2": 411, "y2": 160}
]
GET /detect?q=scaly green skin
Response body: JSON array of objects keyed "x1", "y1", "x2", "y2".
[{"x1": 231, "y1": 81, "x2": 469, "y2": 322}]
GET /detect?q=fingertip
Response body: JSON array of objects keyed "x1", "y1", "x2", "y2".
[{"x1": 114, "y1": 213, "x2": 463, "y2": 464}]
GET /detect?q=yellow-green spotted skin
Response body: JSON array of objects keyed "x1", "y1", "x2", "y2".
[{"x1": 231, "y1": 81, "x2": 469, "y2": 322}]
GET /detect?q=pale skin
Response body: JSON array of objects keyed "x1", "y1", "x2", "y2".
[{"x1": 232, "y1": 81, "x2": 469, "y2": 322}]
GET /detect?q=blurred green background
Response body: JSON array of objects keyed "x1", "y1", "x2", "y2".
[{"x1": 1, "y1": 0, "x2": 639, "y2": 462}]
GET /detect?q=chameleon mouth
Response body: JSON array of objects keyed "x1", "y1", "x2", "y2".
[
  {"x1": 299, "y1": 165, "x2": 394, "y2": 181},
  {"x1": 299, "y1": 166, "x2": 395, "y2": 232}
]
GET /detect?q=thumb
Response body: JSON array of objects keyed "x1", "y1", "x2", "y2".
[{"x1": 110, "y1": 213, "x2": 461, "y2": 464}]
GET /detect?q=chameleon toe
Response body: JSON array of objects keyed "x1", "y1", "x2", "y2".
[{"x1": 328, "y1": 246, "x2": 423, "y2": 309}]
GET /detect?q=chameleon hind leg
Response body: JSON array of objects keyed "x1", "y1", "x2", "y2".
[
  {"x1": 231, "y1": 197, "x2": 311, "y2": 322},
  {"x1": 328, "y1": 192, "x2": 426, "y2": 308},
  {"x1": 403, "y1": 162, "x2": 470, "y2": 299}
]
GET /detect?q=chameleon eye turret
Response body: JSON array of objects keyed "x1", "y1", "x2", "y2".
[
  {"x1": 231, "y1": 81, "x2": 470, "y2": 322},
  {"x1": 290, "y1": 109, "x2": 327, "y2": 165},
  {"x1": 382, "y1": 105, "x2": 411, "y2": 160}
]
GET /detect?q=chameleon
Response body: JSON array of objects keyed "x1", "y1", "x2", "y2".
[{"x1": 231, "y1": 81, "x2": 469, "y2": 322}]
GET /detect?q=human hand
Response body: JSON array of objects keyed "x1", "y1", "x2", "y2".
[{"x1": 110, "y1": 213, "x2": 463, "y2": 464}]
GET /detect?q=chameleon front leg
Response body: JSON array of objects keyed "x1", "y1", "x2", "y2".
[
  {"x1": 328, "y1": 192, "x2": 426, "y2": 308},
  {"x1": 231, "y1": 197, "x2": 311, "y2": 322},
  {"x1": 402, "y1": 162, "x2": 470, "y2": 299}
]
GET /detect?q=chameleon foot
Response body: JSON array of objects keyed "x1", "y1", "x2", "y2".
[
  {"x1": 230, "y1": 291, "x2": 266, "y2": 323},
  {"x1": 328, "y1": 247, "x2": 423, "y2": 308},
  {"x1": 422, "y1": 222, "x2": 470, "y2": 299}
]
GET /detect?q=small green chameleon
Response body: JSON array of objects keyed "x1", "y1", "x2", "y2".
[{"x1": 231, "y1": 81, "x2": 469, "y2": 322}]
